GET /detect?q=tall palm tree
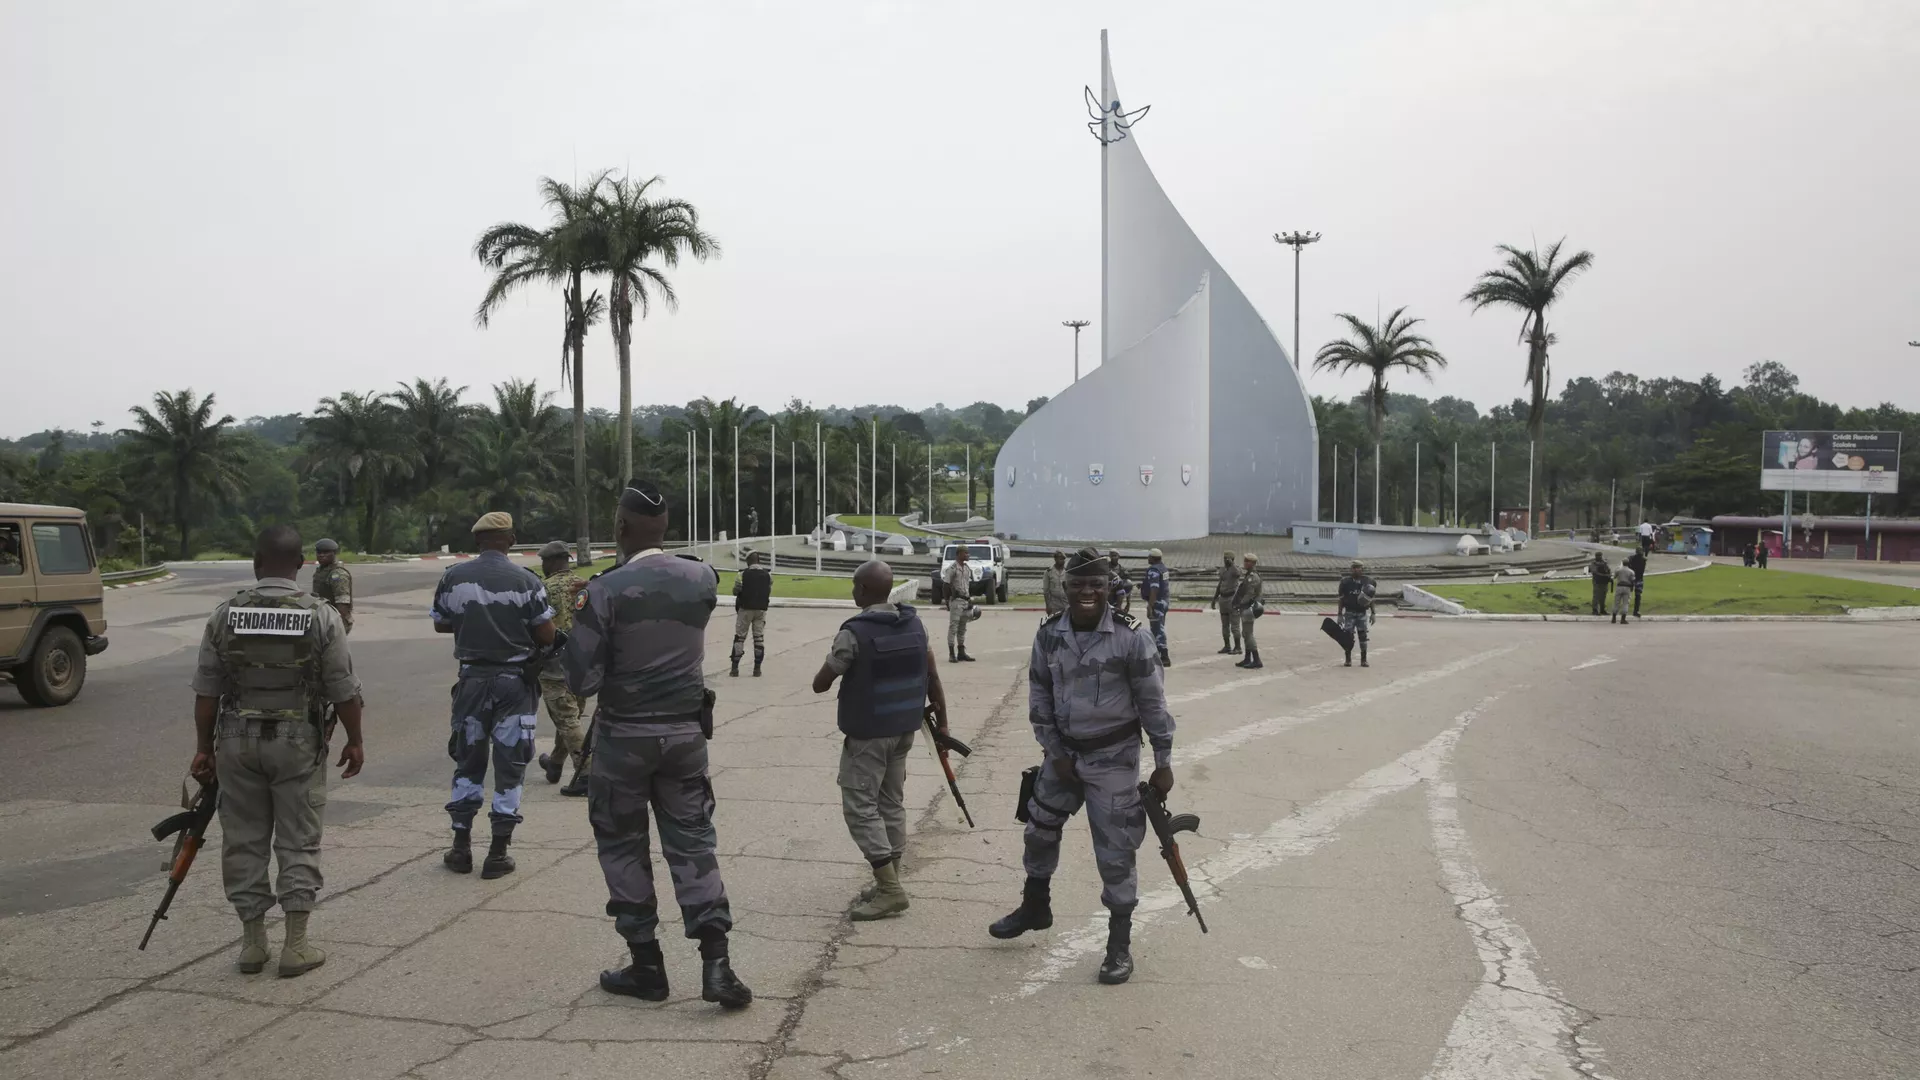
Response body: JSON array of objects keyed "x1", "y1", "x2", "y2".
[
  {"x1": 304, "y1": 392, "x2": 414, "y2": 552},
  {"x1": 586, "y1": 174, "x2": 720, "y2": 484},
  {"x1": 1462, "y1": 239, "x2": 1595, "y2": 445},
  {"x1": 1314, "y1": 308, "x2": 1448, "y2": 524},
  {"x1": 392, "y1": 378, "x2": 472, "y2": 551},
  {"x1": 120, "y1": 390, "x2": 247, "y2": 559},
  {"x1": 475, "y1": 174, "x2": 607, "y2": 565}
]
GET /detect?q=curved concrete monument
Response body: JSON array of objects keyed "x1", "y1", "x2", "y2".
[{"x1": 994, "y1": 32, "x2": 1318, "y2": 541}]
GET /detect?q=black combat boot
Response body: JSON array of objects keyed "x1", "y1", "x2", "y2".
[
  {"x1": 729, "y1": 650, "x2": 741, "y2": 677},
  {"x1": 443, "y1": 829, "x2": 472, "y2": 874},
  {"x1": 697, "y1": 933, "x2": 753, "y2": 1008},
  {"x1": 1343, "y1": 648, "x2": 1353, "y2": 667},
  {"x1": 560, "y1": 759, "x2": 590, "y2": 797},
  {"x1": 988, "y1": 876, "x2": 1054, "y2": 939},
  {"x1": 599, "y1": 939, "x2": 670, "y2": 1001},
  {"x1": 752, "y1": 646, "x2": 764, "y2": 677},
  {"x1": 1158, "y1": 647, "x2": 1171, "y2": 667},
  {"x1": 1246, "y1": 649, "x2": 1263, "y2": 670},
  {"x1": 1359, "y1": 644, "x2": 1369, "y2": 667},
  {"x1": 538, "y1": 751, "x2": 564, "y2": 784},
  {"x1": 949, "y1": 647, "x2": 957, "y2": 663},
  {"x1": 1235, "y1": 647, "x2": 1254, "y2": 669},
  {"x1": 1098, "y1": 906, "x2": 1135, "y2": 985},
  {"x1": 481, "y1": 834, "x2": 515, "y2": 879}
]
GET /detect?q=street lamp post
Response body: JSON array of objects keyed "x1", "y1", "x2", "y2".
[
  {"x1": 1273, "y1": 231, "x2": 1322, "y2": 371},
  {"x1": 1062, "y1": 320, "x2": 1091, "y2": 382}
]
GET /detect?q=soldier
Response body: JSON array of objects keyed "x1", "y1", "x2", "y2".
[
  {"x1": 810, "y1": 560, "x2": 950, "y2": 920},
  {"x1": 1140, "y1": 548, "x2": 1172, "y2": 667},
  {"x1": 1610, "y1": 561, "x2": 1638, "y2": 625},
  {"x1": 564, "y1": 480, "x2": 752, "y2": 1009},
  {"x1": 534, "y1": 541, "x2": 591, "y2": 795},
  {"x1": 747, "y1": 508, "x2": 760, "y2": 536},
  {"x1": 1588, "y1": 552, "x2": 1613, "y2": 616},
  {"x1": 309, "y1": 538, "x2": 353, "y2": 634},
  {"x1": 990, "y1": 548, "x2": 1174, "y2": 985},
  {"x1": 1623, "y1": 547, "x2": 1648, "y2": 618},
  {"x1": 187, "y1": 525, "x2": 364, "y2": 977},
  {"x1": 730, "y1": 551, "x2": 772, "y2": 677},
  {"x1": 1210, "y1": 551, "x2": 1242, "y2": 654},
  {"x1": 1107, "y1": 550, "x2": 1133, "y2": 615},
  {"x1": 1042, "y1": 550, "x2": 1068, "y2": 619},
  {"x1": 430, "y1": 512, "x2": 556, "y2": 880},
  {"x1": 1231, "y1": 553, "x2": 1264, "y2": 669},
  {"x1": 1336, "y1": 560, "x2": 1376, "y2": 667},
  {"x1": 941, "y1": 545, "x2": 975, "y2": 662}
]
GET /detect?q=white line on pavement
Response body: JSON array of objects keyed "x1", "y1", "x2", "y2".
[
  {"x1": 1568, "y1": 655, "x2": 1616, "y2": 671},
  {"x1": 1163, "y1": 646, "x2": 1412, "y2": 706},
  {"x1": 1011, "y1": 693, "x2": 1506, "y2": 997},
  {"x1": 1175, "y1": 647, "x2": 1517, "y2": 766},
  {"x1": 1422, "y1": 778, "x2": 1615, "y2": 1080}
]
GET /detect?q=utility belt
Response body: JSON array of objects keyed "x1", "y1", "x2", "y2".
[
  {"x1": 603, "y1": 689, "x2": 719, "y2": 740},
  {"x1": 1057, "y1": 721, "x2": 1142, "y2": 754}
]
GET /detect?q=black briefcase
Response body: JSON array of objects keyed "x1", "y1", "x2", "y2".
[{"x1": 1321, "y1": 616, "x2": 1354, "y2": 651}]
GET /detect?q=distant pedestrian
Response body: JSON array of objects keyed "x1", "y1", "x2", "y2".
[
  {"x1": 1623, "y1": 549, "x2": 1648, "y2": 618},
  {"x1": 1211, "y1": 551, "x2": 1242, "y2": 655},
  {"x1": 747, "y1": 508, "x2": 760, "y2": 537},
  {"x1": 1637, "y1": 519, "x2": 1655, "y2": 556},
  {"x1": 1232, "y1": 553, "x2": 1264, "y2": 669},
  {"x1": 1742, "y1": 542, "x2": 1755, "y2": 568},
  {"x1": 1141, "y1": 549, "x2": 1172, "y2": 666},
  {"x1": 811, "y1": 560, "x2": 950, "y2": 921},
  {"x1": 1336, "y1": 561, "x2": 1376, "y2": 667},
  {"x1": 1588, "y1": 552, "x2": 1613, "y2": 617},
  {"x1": 1756, "y1": 543, "x2": 1770, "y2": 569},
  {"x1": 1611, "y1": 563, "x2": 1637, "y2": 625},
  {"x1": 941, "y1": 546, "x2": 974, "y2": 662},
  {"x1": 1042, "y1": 550, "x2": 1068, "y2": 619},
  {"x1": 731, "y1": 551, "x2": 772, "y2": 677}
]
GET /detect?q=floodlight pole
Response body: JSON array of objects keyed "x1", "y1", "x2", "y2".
[
  {"x1": 1273, "y1": 231, "x2": 1322, "y2": 371},
  {"x1": 1063, "y1": 320, "x2": 1091, "y2": 382}
]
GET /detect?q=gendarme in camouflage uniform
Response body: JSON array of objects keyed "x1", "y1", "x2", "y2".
[
  {"x1": 1232, "y1": 555, "x2": 1265, "y2": 669},
  {"x1": 1212, "y1": 552, "x2": 1242, "y2": 654},
  {"x1": 309, "y1": 541, "x2": 353, "y2": 634},
  {"x1": 536, "y1": 541, "x2": 589, "y2": 792}
]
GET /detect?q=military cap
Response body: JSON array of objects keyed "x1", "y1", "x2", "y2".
[
  {"x1": 538, "y1": 540, "x2": 572, "y2": 560},
  {"x1": 471, "y1": 511, "x2": 514, "y2": 533},
  {"x1": 1065, "y1": 546, "x2": 1109, "y2": 577},
  {"x1": 745, "y1": 550, "x2": 763, "y2": 564},
  {"x1": 620, "y1": 479, "x2": 667, "y2": 517},
  {"x1": 314, "y1": 538, "x2": 339, "y2": 553},
  {"x1": 1243, "y1": 552, "x2": 1259, "y2": 564},
  {"x1": 1148, "y1": 548, "x2": 1163, "y2": 559}
]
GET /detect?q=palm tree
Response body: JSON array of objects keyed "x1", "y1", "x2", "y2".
[
  {"x1": 1462, "y1": 239, "x2": 1594, "y2": 444},
  {"x1": 304, "y1": 392, "x2": 415, "y2": 552},
  {"x1": 1314, "y1": 308, "x2": 1448, "y2": 524},
  {"x1": 120, "y1": 391, "x2": 247, "y2": 559},
  {"x1": 475, "y1": 174, "x2": 607, "y2": 565},
  {"x1": 586, "y1": 173, "x2": 720, "y2": 484},
  {"x1": 393, "y1": 378, "x2": 472, "y2": 551}
]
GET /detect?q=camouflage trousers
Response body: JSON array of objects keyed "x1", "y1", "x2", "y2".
[
  {"x1": 590, "y1": 730, "x2": 733, "y2": 944},
  {"x1": 1338, "y1": 608, "x2": 1371, "y2": 644},
  {"x1": 1219, "y1": 606, "x2": 1241, "y2": 650},
  {"x1": 1021, "y1": 741, "x2": 1146, "y2": 910},
  {"x1": 839, "y1": 731, "x2": 915, "y2": 865},
  {"x1": 538, "y1": 671, "x2": 588, "y2": 767},
  {"x1": 446, "y1": 668, "x2": 538, "y2": 838},
  {"x1": 216, "y1": 718, "x2": 325, "y2": 922},
  {"x1": 947, "y1": 598, "x2": 969, "y2": 654},
  {"x1": 731, "y1": 609, "x2": 766, "y2": 664},
  {"x1": 1148, "y1": 599, "x2": 1169, "y2": 651}
]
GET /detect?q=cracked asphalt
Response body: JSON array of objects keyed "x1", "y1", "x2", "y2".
[{"x1": 1, "y1": 561, "x2": 1915, "y2": 1078}]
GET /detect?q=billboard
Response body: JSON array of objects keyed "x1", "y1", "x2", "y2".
[{"x1": 1761, "y1": 430, "x2": 1901, "y2": 493}]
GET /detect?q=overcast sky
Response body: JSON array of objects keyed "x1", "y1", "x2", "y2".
[{"x1": 4, "y1": 0, "x2": 1917, "y2": 437}]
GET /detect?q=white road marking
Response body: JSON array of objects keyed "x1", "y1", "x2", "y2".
[
  {"x1": 1237, "y1": 956, "x2": 1271, "y2": 970},
  {"x1": 1568, "y1": 655, "x2": 1616, "y2": 671},
  {"x1": 1163, "y1": 646, "x2": 1411, "y2": 706},
  {"x1": 1011, "y1": 694, "x2": 1505, "y2": 996},
  {"x1": 1176, "y1": 648, "x2": 1517, "y2": 766},
  {"x1": 1423, "y1": 778, "x2": 1615, "y2": 1080}
]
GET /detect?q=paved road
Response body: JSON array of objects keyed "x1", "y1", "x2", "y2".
[{"x1": 1, "y1": 562, "x2": 1915, "y2": 1078}]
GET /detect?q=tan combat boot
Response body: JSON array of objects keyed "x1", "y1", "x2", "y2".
[
  {"x1": 237, "y1": 918, "x2": 270, "y2": 974},
  {"x1": 277, "y1": 911, "x2": 327, "y2": 978},
  {"x1": 850, "y1": 861, "x2": 909, "y2": 921}
]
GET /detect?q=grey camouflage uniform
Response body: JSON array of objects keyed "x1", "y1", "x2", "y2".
[
  {"x1": 942, "y1": 560, "x2": 970, "y2": 654},
  {"x1": 564, "y1": 549, "x2": 732, "y2": 945},
  {"x1": 191, "y1": 579, "x2": 360, "y2": 921},
  {"x1": 1214, "y1": 559, "x2": 1243, "y2": 650},
  {"x1": 1023, "y1": 609, "x2": 1175, "y2": 910}
]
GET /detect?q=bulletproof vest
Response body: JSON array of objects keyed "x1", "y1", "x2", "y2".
[
  {"x1": 736, "y1": 568, "x2": 773, "y2": 610},
  {"x1": 836, "y1": 606, "x2": 929, "y2": 739},
  {"x1": 216, "y1": 587, "x2": 322, "y2": 724},
  {"x1": 1340, "y1": 577, "x2": 1374, "y2": 612}
]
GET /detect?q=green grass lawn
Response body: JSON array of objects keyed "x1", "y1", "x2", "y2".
[
  {"x1": 1431, "y1": 563, "x2": 1920, "y2": 616},
  {"x1": 837, "y1": 514, "x2": 929, "y2": 536}
]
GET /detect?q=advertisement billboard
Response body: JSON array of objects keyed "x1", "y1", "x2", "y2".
[{"x1": 1760, "y1": 431, "x2": 1901, "y2": 493}]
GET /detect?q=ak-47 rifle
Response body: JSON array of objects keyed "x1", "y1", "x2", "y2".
[
  {"x1": 140, "y1": 780, "x2": 220, "y2": 950},
  {"x1": 922, "y1": 705, "x2": 975, "y2": 828},
  {"x1": 1140, "y1": 782, "x2": 1207, "y2": 933}
]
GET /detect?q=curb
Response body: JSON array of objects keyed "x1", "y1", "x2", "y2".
[{"x1": 106, "y1": 571, "x2": 176, "y2": 590}]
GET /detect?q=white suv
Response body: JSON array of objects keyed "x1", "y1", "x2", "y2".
[{"x1": 931, "y1": 541, "x2": 1010, "y2": 605}]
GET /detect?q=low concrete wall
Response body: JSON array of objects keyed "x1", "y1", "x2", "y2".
[{"x1": 1293, "y1": 522, "x2": 1481, "y2": 559}]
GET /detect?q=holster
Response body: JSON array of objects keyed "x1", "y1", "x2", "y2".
[
  {"x1": 1015, "y1": 765, "x2": 1040, "y2": 823},
  {"x1": 699, "y1": 688, "x2": 717, "y2": 740}
]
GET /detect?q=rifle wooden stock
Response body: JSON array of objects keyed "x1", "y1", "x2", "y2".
[
  {"x1": 139, "y1": 781, "x2": 219, "y2": 951},
  {"x1": 1140, "y1": 782, "x2": 1208, "y2": 933},
  {"x1": 923, "y1": 710, "x2": 975, "y2": 828}
]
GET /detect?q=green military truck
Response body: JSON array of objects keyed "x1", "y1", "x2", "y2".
[{"x1": 0, "y1": 503, "x2": 110, "y2": 706}]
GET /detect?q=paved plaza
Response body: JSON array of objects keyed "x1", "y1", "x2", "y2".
[{"x1": 1, "y1": 561, "x2": 1916, "y2": 1079}]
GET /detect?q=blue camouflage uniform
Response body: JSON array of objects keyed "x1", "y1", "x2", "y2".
[
  {"x1": 1023, "y1": 608, "x2": 1176, "y2": 911},
  {"x1": 1140, "y1": 559, "x2": 1172, "y2": 654},
  {"x1": 430, "y1": 551, "x2": 553, "y2": 838}
]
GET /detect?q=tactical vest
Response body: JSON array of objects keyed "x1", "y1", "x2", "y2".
[
  {"x1": 216, "y1": 587, "x2": 324, "y2": 728},
  {"x1": 836, "y1": 605, "x2": 929, "y2": 740}
]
